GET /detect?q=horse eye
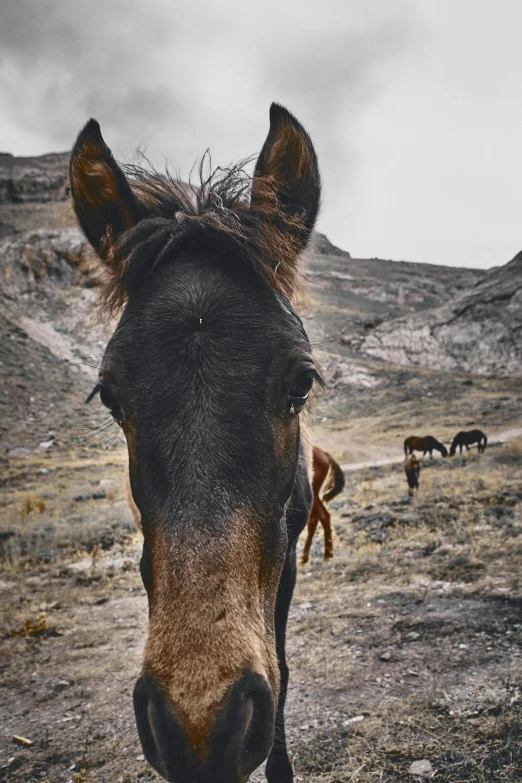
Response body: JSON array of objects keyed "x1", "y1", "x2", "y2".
[
  {"x1": 99, "y1": 385, "x2": 123, "y2": 422},
  {"x1": 99, "y1": 385, "x2": 114, "y2": 410},
  {"x1": 289, "y1": 371, "x2": 314, "y2": 401},
  {"x1": 287, "y1": 366, "x2": 324, "y2": 415}
]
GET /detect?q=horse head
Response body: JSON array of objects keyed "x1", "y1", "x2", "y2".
[{"x1": 70, "y1": 104, "x2": 321, "y2": 783}]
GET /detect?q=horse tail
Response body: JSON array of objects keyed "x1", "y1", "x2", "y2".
[
  {"x1": 483, "y1": 433, "x2": 488, "y2": 448},
  {"x1": 404, "y1": 438, "x2": 409, "y2": 456},
  {"x1": 323, "y1": 454, "x2": 345, "y2": 502}
]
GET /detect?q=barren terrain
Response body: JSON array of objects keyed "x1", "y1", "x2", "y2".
[
  {"x1": 1, "y1": 440, "x2": 522, "y2": 782},
  {"x1": 1, "y1": 151, "x2": 521, "y2": 782}
]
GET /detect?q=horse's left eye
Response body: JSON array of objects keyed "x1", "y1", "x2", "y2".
[
  {"x1": 287, "y1": 369, "x2": 321, "y2": 414},
  {"x1": 289, "y1": 371, "x2": 314, "y2": 401}
]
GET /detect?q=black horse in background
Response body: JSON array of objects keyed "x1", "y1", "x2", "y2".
[
  {"x1": 449, "y1": 429, "x2": 488, "y2": 455},
  {"x1": 404, "y1": 435, "x2": 448, "y2": 458}
]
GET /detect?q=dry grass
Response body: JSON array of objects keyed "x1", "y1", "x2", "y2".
[
  {"x1": 20, "y1": 494, "x2": 46, "y2": 518},
  {"x1": 1, "y1": 446, "x2": 521, "y2": 782},
  {"x1": 289, "y1": 447, "x2": 522, "y2": 782}
]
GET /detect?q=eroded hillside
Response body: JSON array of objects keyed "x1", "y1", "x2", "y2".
[{"x1": 0, "y1": 150, "x2": 521, "y2": 465}]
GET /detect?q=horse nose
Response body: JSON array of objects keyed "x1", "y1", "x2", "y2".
[{"x1": 133, "y1": 672, "x2": 275, "y2": 783}]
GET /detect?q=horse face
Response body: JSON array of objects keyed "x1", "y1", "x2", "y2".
[
  {"x1": 110, "y1": 268, "x2": 312, "y2": 781},
  {"x1": 70, "y1": 105, "x2": 320, "y2": 783}
]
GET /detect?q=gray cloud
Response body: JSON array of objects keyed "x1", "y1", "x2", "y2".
[
  {"x1": 0, "y1": 1, "x2": 413, "y2": 152},
  {"x1": 0, "y1": 0, "x2": 415, "y2": 254}
]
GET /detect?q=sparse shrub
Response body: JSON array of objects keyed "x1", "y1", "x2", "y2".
[
  {"x1": 21, "y1": 495, "x2": 34, "y2": 518},
  {"x1": 91, "y1": 544, "x2": 100, "y2": 572},
  {"x1": 11, "y1": 611, "x2": 47, "y2": 637},
  {"x1": 509, "y1": 439, "x2": 522, "y2": 457},
  {"x1": 20, "y1": 496, "x2": 46, "y2": 518}
]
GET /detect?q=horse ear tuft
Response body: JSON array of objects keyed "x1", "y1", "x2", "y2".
[
  {"x1": 251, "y1": 103, "x2": 321, "y2": 255},
  {"x1": 70, "y1": 120, "x2": 142, "y2": 259}
]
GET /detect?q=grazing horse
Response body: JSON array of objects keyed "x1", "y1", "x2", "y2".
[
  {"x1": 404, "y1": 435, "x2": 448, "y2": 458},
  {"x1": 449, "y1": 429, "x2": 488, "y2": 455},
  {"x1": 72, "y1": 104, "x2": 322, "y2": 783},
  {"x1": 404, "y1": 455, "x2": 421, "y2": 495},
  {"x1": 300, "y1": 446, "x2": 345, "y2": 564}
]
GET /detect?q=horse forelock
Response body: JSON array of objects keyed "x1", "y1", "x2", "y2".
[{"x1": 95, "y1": 159, "x2": 308, "y2": 317}]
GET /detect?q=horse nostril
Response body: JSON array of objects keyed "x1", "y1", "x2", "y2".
[
  {"x1": 133, "y1": 675, "x2": 167, "y2": 777},
  {"x1": 240, "y1": 683, "x2": 274, "y2": 771},
  {"x1": 213, "y1": 672, "x2": 275, "y2": 780}
]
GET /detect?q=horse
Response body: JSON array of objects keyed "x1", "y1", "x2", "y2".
[
  {"x1": 300, "y1": 446, "x2": 345, "y2": 564},
  {"x1": 449, "y1": 429, "x2": 488, "y2": 455},
  {"x1": 404, "y1": 435, "x2": 448, "y2": 458},
  {"x1": 71, "y1": 103, "x2": 322, "y2": 783},
  {"x1": 404, "y1": 454, "x2": 421, "y2": 495}
]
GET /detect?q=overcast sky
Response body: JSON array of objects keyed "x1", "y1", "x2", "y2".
[{"x1": 1, "y1": 0, "x2": 521, "y2": 269}]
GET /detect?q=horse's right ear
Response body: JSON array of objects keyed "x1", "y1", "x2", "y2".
[{"x1": 70, "y1": 120, "x2": 142, "y2": 259}]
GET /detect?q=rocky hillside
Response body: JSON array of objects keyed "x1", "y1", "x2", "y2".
[
  {"x1": 0, "y1": 151, "x2": 69, "y2": 204},
  {"x1": 0, "y1": 227, "x2": 112, "y2": 455},
  {"x1": 358, "y1": 251, "x2": 522, "y2": 376},
  {"x1": 304, "y1": 234, "x2": 486, "y2": 356},
  {"x1": 1, "y1": 148, "x2": 520, "y2": 460}
]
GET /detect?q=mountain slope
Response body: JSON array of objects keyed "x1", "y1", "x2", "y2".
[{"x1": 359, "y1": 252, "x2": 522, "y2": 376}]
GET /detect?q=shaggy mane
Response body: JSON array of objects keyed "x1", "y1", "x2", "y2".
[{"x1": 99, "y1": 156, "x2": 307, "y2": 316}]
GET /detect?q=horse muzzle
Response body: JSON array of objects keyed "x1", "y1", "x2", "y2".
[{"x1": 133, "y1": 671, "x2": 275, "y2": 783}]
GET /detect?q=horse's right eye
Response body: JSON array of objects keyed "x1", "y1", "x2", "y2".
[
  {"x1": 99, "y1": 385, "x2": 115, "y2": 410},
  {"x1": 99, "y1": 385, "x2": 123, "y2": 423}
]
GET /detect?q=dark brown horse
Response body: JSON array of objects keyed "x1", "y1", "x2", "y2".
[
  {"x1": 449, "y1": 429, "x2": 488, "y2": 455},
  {"x1": 72, "y1": 104, "x2": 321, "y2": 783},
  {"x1": 404, "y1": 454, "x2": 421, "y2": 495},
  {"x1": 300, "y1": 446, "x2": 345, "y2": 564},
  {"x1": 404, "y1": 435, "x2": 448, "y2": 458}
]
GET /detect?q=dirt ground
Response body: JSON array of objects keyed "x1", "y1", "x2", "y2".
[{"x1": 1, "y1": 436, "x2": 522, "y2": 783}]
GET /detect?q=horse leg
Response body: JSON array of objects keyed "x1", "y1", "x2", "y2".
[
  {"x1": 300, "y1": 512, "x2": 319, "y2": 565},
  {"x1": 265, "y1": 545, "x2": 298, "y2": 783},
  {"x1": 318, "y1": 501, "x2": 333, "y2": 560}
]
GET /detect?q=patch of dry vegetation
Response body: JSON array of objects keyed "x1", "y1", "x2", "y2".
[
  {"x1": 1, "y1": 446, "x2": 521, "y2": 782},
  {"x1": 289, "y1": 447, "x2": 522, "y2": 782}
]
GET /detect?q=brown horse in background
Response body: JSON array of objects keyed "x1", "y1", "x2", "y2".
[
  {"x1": 404, "y1": 435, "x2": 448, "y2": 458},
  {"x1": 300, "y1": 447, "x2": 345, "y2": 564},
  {"x1": 404, "y1": 454, "x2": 421, "y2": 496}
]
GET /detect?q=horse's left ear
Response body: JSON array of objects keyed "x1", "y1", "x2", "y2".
[
  {"x1": 69, "y1": 119, "x2": 143, "y2": 259},
  {"x1": 251, "y1": 103, "x2": 321, "y2": 254}
]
